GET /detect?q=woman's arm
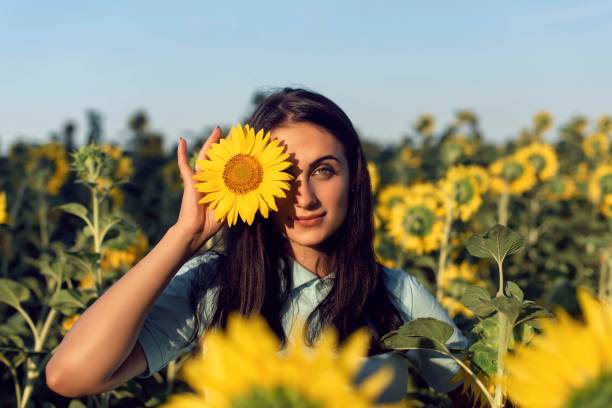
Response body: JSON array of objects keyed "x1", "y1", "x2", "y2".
[
  {"x1": 45, "y1": 225, "x2": 199, "y2": 397},
  {"x1": 45, "y1": 130, "x2": 223, "y2": 397}
]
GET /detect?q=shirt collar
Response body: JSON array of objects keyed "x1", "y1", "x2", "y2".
[{"x1": 290, "y1": 258, "x2": 335, "y2": 291}]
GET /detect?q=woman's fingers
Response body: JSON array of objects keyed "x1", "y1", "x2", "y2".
[
  {"x1": 195, "y1": 127, "x2": 222, "y2": 171},
  {"x1": 177, "y1": 137, "x2": 193, "y2": 182}
]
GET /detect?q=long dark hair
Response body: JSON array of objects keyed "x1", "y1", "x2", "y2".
[{"x1": 186, "y1": 87, "x2": 403, "y2": 355}]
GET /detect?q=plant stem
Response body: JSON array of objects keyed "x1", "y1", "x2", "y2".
[
  {"x1": 437, "y1": 199, "x2": 454, "y2": 301},
  {"x1": 498, "y1": 185, "x2": 509, "y2": 227},
  {"x1": 493, "y1": 311, "x2": 511, "y2": 408},
  {"x1": 445, "y1": 353, "x2": 495, "y2": 408},
  {"x1": 16, "y1": 306, "x2": 40, "y2": 346},
  {"x1": 91, "y1": 187, "x2": 103, "y2": 293},
  {"x1": 496, "y1": 261, "x2": 505, "y2": 298},
  {"x1": 38, "y1": 194, "x2": 49, "y2": 250}
]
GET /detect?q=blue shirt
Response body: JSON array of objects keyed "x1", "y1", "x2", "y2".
[{"x1": 136, "y1": 252, "x2": 467, "y2": 400}]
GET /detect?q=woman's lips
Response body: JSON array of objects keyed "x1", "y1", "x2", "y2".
[{"x1": 293, "y1": 213, "x2": 325, "y2": 227}]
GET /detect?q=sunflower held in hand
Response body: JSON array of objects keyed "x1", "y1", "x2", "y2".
[{"x1": 193, "y1": 124, "x2": 294, "y2": 226}]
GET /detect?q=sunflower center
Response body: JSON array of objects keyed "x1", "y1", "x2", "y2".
[
  {"x1": 528, "y1": 154, "x2": 546, "y2": 173},
  {"x1": 564, "y1": 371, "x2": 612, "y2": 408},
  {"x1": 454, "y1": 179, "x2": 475, "y2": 204},
  {"x1": 403, "y1": 205, "x2": 435, "y2": 237},
  {"x1": 223, "y1": 154, "x2": 264, "y2": 194},
  {"x1": 600, "y1": 174, "x2": 612, "y2": 196},
  {"x1": 230, "y1": 386, "x2": 322, "y2": 408},
  {"x1": 502, "y1": 161, "x2": 523, "y2": 182}
]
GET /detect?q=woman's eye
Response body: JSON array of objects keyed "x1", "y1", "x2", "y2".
[{"x1": 313, "y1": 167, "x2": 335, "y2": 177}]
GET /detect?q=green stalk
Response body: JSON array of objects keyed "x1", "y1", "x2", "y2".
[
  {"x1": 91, "y1": 187, "x2": 103, "y2": 293},
  {"x1": 436, "y1": 199, "x2": 454, "y2": 301},
  {"x1": 496, "y1": 261, "x2": 505, "y2": 298},
  {"x1": 37, "y1": 194, "x2": 49, "y2": 250},
  {"x1": 498, "y1": 185, "x2": 509, "y2": 227},
  {"x1": 493, "y1": 311, "x2": 511, "y2": 408}
]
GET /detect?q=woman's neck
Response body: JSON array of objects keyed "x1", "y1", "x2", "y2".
[{"x1": 289, "y1": 243, "x2": 328, "y2": 278}]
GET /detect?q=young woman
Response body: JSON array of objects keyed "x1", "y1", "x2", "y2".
[{"x1": 46, "y1": 88, "x2": 468, "y2": 404}]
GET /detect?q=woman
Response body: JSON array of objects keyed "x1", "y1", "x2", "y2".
[{"x1": 45, "y1": 88, "x2": 468, "y2": 404}]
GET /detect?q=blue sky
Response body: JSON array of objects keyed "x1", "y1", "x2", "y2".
[{"x1": 1, "y1": 0, "x2": 611, "y2": 151}]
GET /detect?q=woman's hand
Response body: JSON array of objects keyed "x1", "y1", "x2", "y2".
[{"x1": 174, "y1": 127, "x2": 224, "y2": 255}]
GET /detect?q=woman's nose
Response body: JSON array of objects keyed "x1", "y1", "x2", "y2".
[{"x1": 294, "y1": 178, "x2": 319, "y2": 209}]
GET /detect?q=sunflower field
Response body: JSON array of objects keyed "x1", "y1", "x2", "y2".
[{"x1": 0, "y1": 107, "x2": 611, "y2": 408}]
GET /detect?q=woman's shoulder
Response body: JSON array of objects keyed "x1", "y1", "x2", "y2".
[{"x1": 379, "y1": 264, "x2": 440, "y2": 320}]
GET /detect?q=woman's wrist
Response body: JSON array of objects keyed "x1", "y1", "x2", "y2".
[{"x1": 168, "y1": 224, "x2": 209, "y2": 258}]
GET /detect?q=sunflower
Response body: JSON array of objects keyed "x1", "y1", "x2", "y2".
[
  {"x1": 439, "y1": 261, "x2": 487, "y2": 318},
  {"x1": 193, "y1": 124, "x2": 294, "y2": 226},
  {"x1": 414, "y1": 113, "x2": 435, "y2": 137},
  {"x1": 542, "y1": 175, "x2": 577, "y2": 201},
  {"x1": 27, "y1": 142, "x2": 70, "y2": 195},
  {"x1": 600, "y1": 194, "x2": 612, "y2": 218},
  {"x1": 399, "y1": 147, "x2": 422, "y2": 168},
  {"x1": 582, "y1": 132, "x2": 610, "y2": 160},
  {"x1": 367, "y1": 162, "x2": 380, "y2": 194},
  {"x1": 100, "y1": 144, "x2": 134, "y2": 180},
  {"x1": 387, "y1": 183, "x2": 446, "y2": 255},
  {"x1": 514, "y1": 142, "x2": 559, "y2": 182},
  {"x1": 0, "y1": 192, "x2": 7, "y2": 224},
  {"x1": 533, "y1": 111, "x2": 553, "y2": 135},
  {"x1": 489, "y1": 155, "x2": 537, "y2": 196},
  {"x1": 163, "y1": 313, "x2": 399, "y2": 408},
  {"x1": 455, "y1": 109, "x2": 478, "y2": 126},
  {"x1": 78, "y1": 272, "x2": 96, "y2": 290},
  {"x1": 377, "y1": 184, "x2": 410, "y2": 221},
  {"x1": 439, "y1": 166, "x2": 483, "y2": 222},
  {"x1": 588, "y1": 163, "x2": 612, "y2": 203},
  {"x1": 597, "y1": 115, "x2": 612, "y2": 134},
  {"x1": 101, "y1": 231, "x2": 149, "y2": 270},
  {"x1": 505, "y1": 289, "x2": 612, "y2": 408}
]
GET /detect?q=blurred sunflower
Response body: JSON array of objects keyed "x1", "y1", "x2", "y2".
[
  {"x1": 163, "y1": 313, "x2": 398, "y2": 408},
  {"x1": 78, "y1": 272, "x2": 96, "y2": 290},
  {"x1": 101, "y1": 231, "x2": 149, "y2": 270},
  {"x1": 455, "y1": 109, "x2": 478, "y2": 126},
  {"x1": 61, "y1": 314, "x2": 81, "y2": 335},
  {"x1": 0, "y1": 191, "x2": 7, "y2": 224},
  {"x1": 454, "y1": 134, "x2": 477, "y2": 157},
  {"x1": 194, "y1": 124, "x2": 294, "y2": 226},
  {"x1": 601, "y1": 195, "x2": 612, "y2": 218},
  {"x1": 542, "y1": 175, "x2": 577, "y2": 201},
  {"x1": 439, "y1": 261, "x2": 487, "y2": 318},
  {"x1": 439, "y1": 166, "x2": 483, "y2": 222},
  {"x1": 514, "y1": 142, "x2": 559, "y2": 182},
  {"x1": 505, "y1": 289, "x2": 612, "y2": 408},
  {"x1": 582, "y1": 132, "x2": 610, "y2": 160},
  {"x1": 588, "y1": 164, "x2": 612, "y2": 218},
  {"x1": 532, "y1": 111, "x2": 553, "y2": 135},
  {"x1": 414, "y1": 114, "x2": 435, "y2": 137},
  {"x1": 597, "y1": 114, "x2": 612, "y2": 134},
  {"x1": 377, "y1": 184, "x2": 410, "y2": 221},
  {"x1": 399, "y1": 147, "x2": 422, "y2": 168},
  {"x1": 100, "y1": 144, "x2": 134, "y2": 180},
  {"x1": 465, "y1": 165, "x2": 490, "y2": 193},
  {"x1": 367, "y1": 162, "x2": 380, "y2": 194},
  {"x1": 27, "y1": 142, "x2": 70, "y2": 195},
  {"x1": 489, "y1": 155, "x2": 537, "y2": 196},
  {"x1": 387, "y1": 183, "x2": 446, "y2": 255}
]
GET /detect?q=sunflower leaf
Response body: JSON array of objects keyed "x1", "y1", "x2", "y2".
[
  {"x1": 461, "y1": 285, "x2": 496, "y2": 318},
  {"x1": 380, "y1": 332, "x2": 449, "y2": 354},
  {"x1": 466, "y1": 224, "x2": 525, "y2": 264},
  {"x1": 469, "y1": 341, "x2": 498, "y2": 376},
  {"x1": 492, "y1": 297, "x2": 521, "y2": 324},
  {"x1": 48, "y1": 289, "x2": 88, "y2": 315},
  {"x1": 0, "y1": 279, "x2": 31, "y2": 309},
  {"x1": 56, "y1": 203, "x2": 91, "y2": 227},
  {"x1": 506, "y1": 281, "x2": 524, "y2": 302},
  {"x1": 396, "y1": 317, "x2": 454, "y2": 344}
]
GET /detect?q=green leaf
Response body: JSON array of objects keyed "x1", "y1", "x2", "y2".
[
  {"x1": 0, "y1": 279, "x2": 31, "y2": 309},
  {"x1": 469, "y1": 341, "x2": 498, "y2": 376},
  {"x1": 506, "y1": 281, "x2": 524, "y2": 302},
  {"x1": 492, "y1": 297, "x2": 521, "y2": 324},
  {"x1": 515, "y1": 303, "x2": 552, "y2": 327},
  {"x1": 380, "y1": 318, "x2": 455, "y2": 354},
  {"x1": 396, "y1": 317, "x2": 454, "y2": 344},
  {"x1": 48, "y1": 289, "x2": 87, "y2": 314},
  {"x1": 466, "y1": 224, "x2": 525, "y2": 264},
  {"x1": 460, "y1": 285, "x2": 496, "y2": 318},
  {"x1": 381, "y1": 332, "x2": 449, "y2": 354},
  {"x1": 56, "y1": 203, "x2": 91, "y2": 226}
]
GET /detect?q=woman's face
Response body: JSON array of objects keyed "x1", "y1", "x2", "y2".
[{"x1": 270, "y1": 122, "x2": 350, "y2": 252}]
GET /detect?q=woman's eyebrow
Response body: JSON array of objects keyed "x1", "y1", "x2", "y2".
[{"x1": 308, "y1": 155, "x2": 340, "y2": 169}]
